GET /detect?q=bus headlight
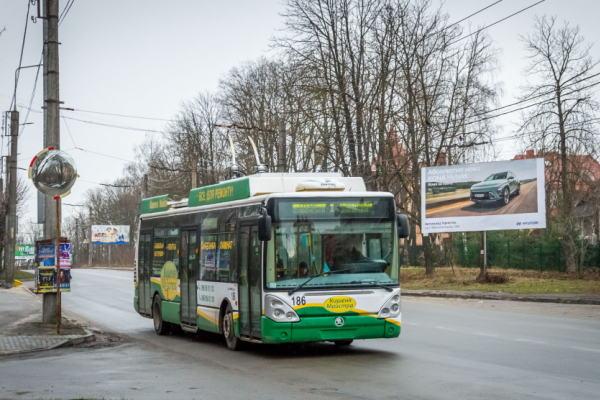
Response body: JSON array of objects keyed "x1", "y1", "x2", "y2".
[
  {"x1": 265, "y1": 295, "x2": 300, "y2": 323},
  {"x1": 378, "y1": 292, "x2": 401, "y2": 319}
]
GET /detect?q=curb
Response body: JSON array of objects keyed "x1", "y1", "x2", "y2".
[
  {"x1": 0, "y1": 287, "x2": 96, "y2": 356},
  {"x1": 402, "y1": 290, "x2": 600, "y2": 305},
  {"x1": 0, "y1": 329, "x2": 96, "y2": 357}
]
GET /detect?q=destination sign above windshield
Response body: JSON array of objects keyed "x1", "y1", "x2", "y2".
[{"x1": 276, "y1": 198, "x2": 392, "y2": 220}]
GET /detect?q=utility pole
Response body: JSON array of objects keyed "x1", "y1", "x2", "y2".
[
  {"x1": 142, "y1": 173, "x2": 149, "y2": 198},
  {"x1": 41, "y1": 0, "x2": 61, "y2": 323},
  {"x1": 3, "y1": 110, "x2": 19, "y2": 288},
  {"x1": 88, "y1": 206, "x2": 92, "y2": 267},
  {"x1": 277, "y1": 119, "x2": 287, "y2": 173}
]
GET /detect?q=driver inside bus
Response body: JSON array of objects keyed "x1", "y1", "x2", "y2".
[{"x1": 334, "y1": 235, "x2": 367, "y2": 266}]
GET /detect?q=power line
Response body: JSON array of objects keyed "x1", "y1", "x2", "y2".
[
  {"x1": 18, "y1": 0, "x2": 76, "y2": 138},
  {"x1": 61, "y1": 111, "x2": 77, "y2": 147},
  {"x1": 61, "y1": 116, "x2": 163, "y2": 133},
  {"x1": 18, "y1": 53, "x2": 43, "y2": 138},
  {"x1": 78, "y1": 178, "x2": 132, "y2": 188},
  {"x1": 9, "y1": 1, "x2": 31, "y2": 112},
  {"x1": 445, "y1": 0, "x2": 503, "y2": 31},
  {"x1": 449, "y1": 0, "x2": 545, "y2": 46},
  {"x1": 72, "y1": 108, "x2": 171, "y2": 122},
  {"x1": 460, "y1": 79, "x2": 600, "y2": 128}
]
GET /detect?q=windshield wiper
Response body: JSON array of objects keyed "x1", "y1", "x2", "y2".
[
  {"x1": 348, "y1": 281, "x2": 394, "y2": 292},
  {"x1": 288, "y1": 267, "x2": 355, "y2": 295}
]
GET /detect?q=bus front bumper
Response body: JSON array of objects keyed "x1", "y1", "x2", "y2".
[{"x1": 261, "y1": 315, "x2": 400, "y2": 344}]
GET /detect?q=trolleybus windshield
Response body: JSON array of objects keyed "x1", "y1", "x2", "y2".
[{"x1": 267, "y1": 197, "x2": 398, "y2": 290}]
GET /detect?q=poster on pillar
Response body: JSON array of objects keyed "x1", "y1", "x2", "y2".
[
  {"x1": 34, "y1": 242, "x2": 71, "y2": 293},
  {"x1": 91, "y1": 225, "x2": 130, "y2": 245},
  {"x1": 421, "y1": 158, "x2": 546, "y2": 233}
]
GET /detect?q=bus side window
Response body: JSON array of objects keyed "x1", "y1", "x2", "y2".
[
  {"x1": 217, "y1": 208, "x2": 237, "y2": 283},
  {"x1": 166, "y1": 228, "x2": 179, "y2": 271},
  {"x1": 200, "y1": 236, "x2": 217, "y2": 282},
  {"x1": 152, "y1": 229, "x2": 166, "y2": 276}
]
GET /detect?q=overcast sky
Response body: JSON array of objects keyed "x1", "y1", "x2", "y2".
[{"x1": 1, "y1": 0, "x2": 599, "y2": 228}]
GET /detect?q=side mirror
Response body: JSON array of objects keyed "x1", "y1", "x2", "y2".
[
  {"x1": 397, "y1": 214, "x2": 410, "y2": 239},
  {"x1": 258, "y1": 208, "x2": 272, "y2": 241}
]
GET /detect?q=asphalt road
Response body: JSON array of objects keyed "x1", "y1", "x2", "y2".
[
  {"x1": 426, "y1": 181, "x2": 538, "y2": 218},
  {"x1": 1, "y1": 269, "x2": 599, "y2": 400}
]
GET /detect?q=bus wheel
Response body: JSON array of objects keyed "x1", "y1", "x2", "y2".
[
  {"x1": 334, "y1": 340, "x2": 353, "y2": 346},
  {"x1": 223, "y1": 304, "x2": 242, "y2": 351},
  {"x1": 153, "y1": 296, "x2": 169, "y2": 336}
]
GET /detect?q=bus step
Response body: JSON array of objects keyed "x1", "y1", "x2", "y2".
[{"x1": 181, "y1": 323, "x2": 198, "y2": 333}]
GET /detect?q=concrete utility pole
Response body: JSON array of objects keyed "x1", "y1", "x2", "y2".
[
  {"x1": 3, "y1": 111, "x2": 19, "y2": 288},
  {"x1": 142, "y1": 174, "x2": 149, "y2": 198},
  {"x1": 277, "y1": 119, "x2": 287, "y2": 173},
  {"x1": 42, "y1": 0, "x2": 61, "y2": 323}
]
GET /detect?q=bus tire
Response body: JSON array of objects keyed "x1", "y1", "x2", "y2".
[
  {"x1": 334, "y1": 340, "x2": 353, "y2": 346},
  {"x1": 223, "y1": 304, "x2": 242, "y2": 351},
  {"x1": 153, "y1": 296, "x2": 169, "y2": 336}
]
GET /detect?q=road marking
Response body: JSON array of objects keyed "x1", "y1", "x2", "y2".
[
  {"x1": 403, "y1": 322, "x2": 419, "y2": 326},
  {"x1": 569, "y1": 346, "x2": 600, "y2": 354},
  {"x1": 516, "y1": 338, "x2": 546, "y2": 345},
  {"x1": 471, "y1": 332, "x2": 500, "y2": 338},
  {"x1": 426, "y1": 200, "x2": 473, "y2": 215},
  {"x1": 435, "y1": 326, "x2": 457, "y2": 331}
]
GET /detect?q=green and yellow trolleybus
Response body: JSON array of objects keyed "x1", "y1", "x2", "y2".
[{"x1": 134, "y1": 172, "x2": 409, "y2": 350}]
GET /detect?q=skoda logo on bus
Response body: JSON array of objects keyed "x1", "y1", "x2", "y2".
[{"x1": 334, "y1": 317, "x2": 345, "y2": 327}]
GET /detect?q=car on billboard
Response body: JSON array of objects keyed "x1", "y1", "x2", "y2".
[{"x1": 470, "y1": 171, "x2": 520, "y2": 205}]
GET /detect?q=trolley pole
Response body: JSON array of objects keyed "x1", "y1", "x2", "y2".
[{"x1": 3, "y1": 110, "x2": 19, "y2": 288}]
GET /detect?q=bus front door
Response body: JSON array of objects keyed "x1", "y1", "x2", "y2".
[
  {"x1": 138, "y1": 232, "x2": 152, "y2": 316},
  {"x1": 180, "y1": 229, "x2": 198, "y2": 328},
  {"x1": 239, "y1": 224, "x2": 262, "y2": 339}
]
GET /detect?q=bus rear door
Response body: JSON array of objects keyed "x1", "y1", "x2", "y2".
[
  {"x1": 138, "y1": 232, "x2": 152, "y2": 316},
  {"x1": 180, "y1": 229, "x2": 199, "y2": 329}
]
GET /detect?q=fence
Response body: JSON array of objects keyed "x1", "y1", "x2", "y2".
[{"x1": 401, "y1": 236, "x2": 600, "y2": 272}]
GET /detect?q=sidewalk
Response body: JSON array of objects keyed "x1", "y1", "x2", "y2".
[
  {"x1": 0, "y1": 287, "x2": 94, "y2": 356},
  {"x1": 402, "y1": 289, "x2": 600, "y2": 305}
]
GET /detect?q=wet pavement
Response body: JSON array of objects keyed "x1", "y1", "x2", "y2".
[{"x1": 0, "y1": 269, "x2": 599, "y2": 399}]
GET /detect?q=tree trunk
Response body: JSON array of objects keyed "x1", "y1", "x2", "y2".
[
  {"x1": 557, "y1": 91, "x2": 577, "y2": 274},
  {"x1": 423, "y1": 235, "x2": 434, "y2": 275}
]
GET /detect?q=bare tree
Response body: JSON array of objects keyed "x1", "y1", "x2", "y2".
[{"x1": 519, "y1": 15, "x2": 600, "y2": 273}]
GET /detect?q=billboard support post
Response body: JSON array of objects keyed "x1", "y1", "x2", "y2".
[{"x1": 484, "y1": 231, "x2": 487, "y2": 268}]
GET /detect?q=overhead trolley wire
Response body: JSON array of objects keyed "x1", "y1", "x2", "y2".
[{"x1": 449, "y1": 0, "x2": 545, "y2": 46}]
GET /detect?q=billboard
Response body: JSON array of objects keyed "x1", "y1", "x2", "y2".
[
  {"x1": 15, "y1": 244, "x2": 35, "y2": 260},
  {"x1": 92, "y1": 225, "x2": 130, "y2": 245},
  {"x1": 421, "y1": 158, "x2": 546, "y2": 233}
]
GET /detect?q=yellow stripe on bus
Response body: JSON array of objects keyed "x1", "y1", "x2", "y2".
[
  {"x1": 293, "y1": 303, "x2": 323, "y2": 310},
  {"x1": 150, "y1": 277, "x2": 160, "y2": 285},
  {"x1": 197, "y1": 308, "x2": 219, "y2": 325},
  {"x1": 385, "y1": 319, "x2": 401, "y2": 326}
]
